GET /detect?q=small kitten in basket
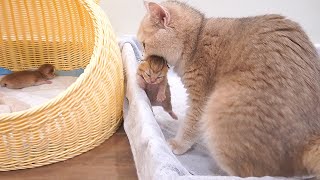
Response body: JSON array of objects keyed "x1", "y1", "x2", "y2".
[
  {"x1": 0, "y1": 64, "x2": 55, "y2": 89},
  {"x1": 136, "y1": 55, "x2": 178, "y2": 120}
]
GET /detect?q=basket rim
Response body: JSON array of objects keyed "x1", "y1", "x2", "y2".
[{"x1": 0, "y1": 0, "x2": 109, "y2": 121}]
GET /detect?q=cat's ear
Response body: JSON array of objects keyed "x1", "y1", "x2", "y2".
[
  {"x1": 144, "y1": 1, "x2": 171, "y2": 28},
  {"x1": 144, "y1": 1, "x2": 151, "y2": 11}
]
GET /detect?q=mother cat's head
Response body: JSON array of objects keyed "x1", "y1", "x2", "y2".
[{"x1": 137, "y1": 1, "x2": 204, "y2": 67}]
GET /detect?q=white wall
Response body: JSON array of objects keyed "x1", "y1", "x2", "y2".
[{"x1": 100, "y1": 0, "x2": 320, "y2": 44}]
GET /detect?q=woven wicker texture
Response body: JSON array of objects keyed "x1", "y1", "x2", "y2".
[{"x1": 0, "y1": 0, "x2": 124, "y2": 171}]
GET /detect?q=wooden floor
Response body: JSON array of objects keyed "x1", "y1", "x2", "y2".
[{"x1": 0, "y1": 125, "x2": 138, "y2": 180}]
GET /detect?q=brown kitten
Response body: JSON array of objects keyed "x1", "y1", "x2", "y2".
[
  {"x1": 137, "y1": 55, "x2": 178, "y2": 120},
  {"x1": 138, "y1": 1, "x2": 320, "y2": 178},
  {"x1": 0, "y1": 64, "x2": 56, "y2": 89}
]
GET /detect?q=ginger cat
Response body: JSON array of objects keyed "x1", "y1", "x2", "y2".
[
  {"x1": 138, "y1": 1, "x2": 320, "y2": 178},
  {"x1": 137, "y1": 55, "x2": 178, "y2": 120}
]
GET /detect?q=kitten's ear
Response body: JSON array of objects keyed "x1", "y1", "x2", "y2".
[
  {"x1": 144, "y1": 1, "x2": 151, "y2": 11},
  {"x1": 144, "y1": 1, "x2": 170, "y2": 28}
]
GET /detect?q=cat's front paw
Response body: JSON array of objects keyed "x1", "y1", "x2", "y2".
[
  {"x1": 157, "y1": 92, "x2": 166, "y2": 102},
  {"x1": 167, "y1": 138, "x2": 191, "y2": 155}
]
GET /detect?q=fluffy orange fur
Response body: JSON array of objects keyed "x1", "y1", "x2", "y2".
[
  {"x1": 138, "y1": 1, "x2": 320, "y2": 178},
  {"x1": 137, "y1": 55, "x2": 178, "y2": 120}
]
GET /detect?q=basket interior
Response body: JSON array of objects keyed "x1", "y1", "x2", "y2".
[{"x1": 0, "y1": 0, "x2": 95, "y2": 71}]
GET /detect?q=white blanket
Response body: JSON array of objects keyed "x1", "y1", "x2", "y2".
[
  {"x1": 0, "y1": 76, "x2": 78, "y2": 114},
  {"x1": 121, "y1": 43, "x2": 307, "y2": 180}
]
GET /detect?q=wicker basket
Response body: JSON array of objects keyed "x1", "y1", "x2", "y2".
[{"x1": 0, "y1": 0, "x2": 124, "y2": 171}]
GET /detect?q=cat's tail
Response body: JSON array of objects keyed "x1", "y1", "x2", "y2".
[{"x1": 302, "y1": 138, "x2": 320, "y2": 179}]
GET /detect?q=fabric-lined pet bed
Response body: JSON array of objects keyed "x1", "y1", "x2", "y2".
[
  {"x1": 0, "y1": 0, "x2": 123, "y2": 171},
  {"x1": 121, "y1": 38, "x2": 320, "y2": 179}
]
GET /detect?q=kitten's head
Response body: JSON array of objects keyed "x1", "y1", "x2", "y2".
[
  {"x1": 38, "y1": 64, "x2": 56, "y2": 79},
  {"x1": 140, "y1": 55, "x2": 168, "y2": 84},
  {"x1": 138, "y1": 1, "x2": 203, "y2": 66}
]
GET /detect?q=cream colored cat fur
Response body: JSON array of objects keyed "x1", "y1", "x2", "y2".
[{"x1": 138, "y1": 0, "x2": 320, "y2": 178}]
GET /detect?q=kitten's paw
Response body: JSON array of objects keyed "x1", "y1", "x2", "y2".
[
  {"x1": 169, "y1": 111, "x2": 178, "y2": 120},
  {"x1": 167, "y1": 138, "x2": 191, "y2": 155},
  {"x1": 157, "y1": 93, "x2": 166, "y2": 102},
  {"x1": 45, "y1": 80, "x2": 52, "y2": 84}
]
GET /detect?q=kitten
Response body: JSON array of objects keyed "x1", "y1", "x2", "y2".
[
  {"x1": 137, "y1": 55, "x2": 178, "y2": 120},
  {"x1": 138, "y1": 1, "x2": 320, "y2": 178},
  {"x1": 0, "y1": 64, "x2": 55, "y2": 89}
]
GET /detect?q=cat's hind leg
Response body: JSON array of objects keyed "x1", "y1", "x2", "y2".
[
  {"x1": 168, "y1": 111, "x2": 178, "y2": 120},
  {"x1": 202, "y1": 84, "x2": 284, "y2": 177}
]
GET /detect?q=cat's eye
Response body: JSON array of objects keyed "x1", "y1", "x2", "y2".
[
  {"x1": 142, "y1": 42, "x2": 146, "y2": 49},
  {"x1": 145, "y1": 72, "x2": 151, "y2": 77},
  {"x1": 157, "y1": 76, "x2": 164, "y2": 79}
]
